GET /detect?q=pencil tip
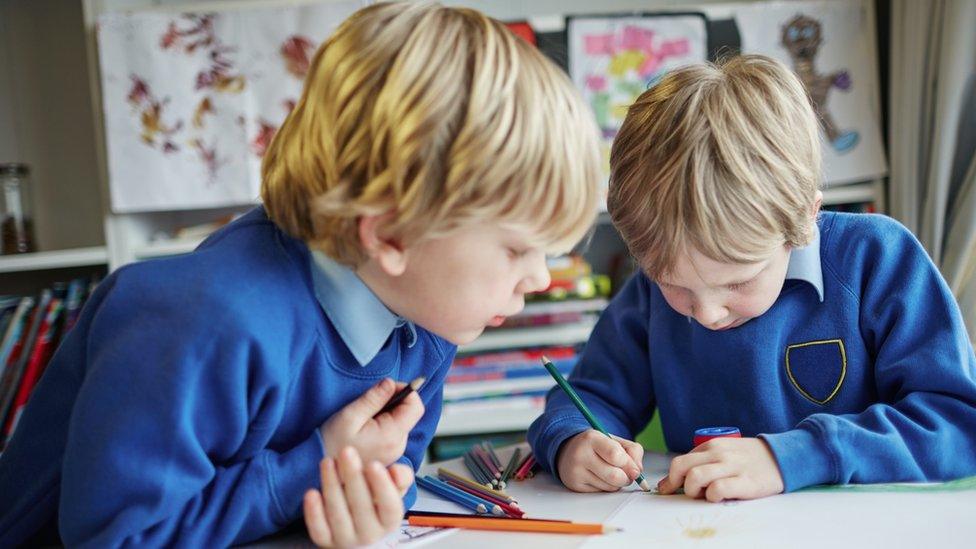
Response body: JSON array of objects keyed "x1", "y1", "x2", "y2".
[
  {"x1": 541, "y1": 355, "x2": 551, "y2": 364},
  {"x1": 411, "y1": 376, "x2": 426, "y2": 389},
  {"x1": 491, "y1": 505, "x2": 504, "y2": 515},
  {"x1": 638, "y1": 478, "x2": 652, "y2": 492}
]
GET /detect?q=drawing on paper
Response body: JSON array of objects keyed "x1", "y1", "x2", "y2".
[{"x1": 780, "y1": 14, "x2": 858, "y2": 153}]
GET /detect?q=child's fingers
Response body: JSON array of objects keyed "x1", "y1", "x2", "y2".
[
  {"x1": 657, "y1": 451, "x2": 716, "y2": 494},
  {"x1": 583, "y1": 466, "x2": 623, "y2": 492},
  {"x1": 387, "y1": 391, "x2": 425, "y2": 431},
  {"x1": 592, "y1": 435, "x2": 641, "y2": 479},
  {"x1": 586, "y1": 454, "x2": 632, "y2": 488},
  {"x1": 388, "y1": 462, "x2": 415, "y2": 496},
  {"x1": 303, "y1": 489, "x2": 333, "y2": 548},
  {"x1": 365, "y1": 460, "x2": 407, "y2": 531},
  {"x1": 320, "y1": 455, "x2": 356, "y2": 547},
  {"x1": 338, "y1": 378, "x2": 397, "y2": 424},
  {"x1": 681, "y1": 462, "x2": 733, "y2": 499},
  {"x1": 612, "y1": 435, "x2": 645, "y2": 472},
  {"x1": 704, "y1": 475, "x2": 750, "y2": 503},
  {"x1": 336, "y1": 447, "x2": 385, "y2": 544}
]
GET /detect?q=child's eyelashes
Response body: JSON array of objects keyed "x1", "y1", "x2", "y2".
[
  {"x1": 727, "y1": 279, "x2": 754, "y2": 292},
  {"x1": 506, "y1": 247, "x2": 531, "y2": 260}
]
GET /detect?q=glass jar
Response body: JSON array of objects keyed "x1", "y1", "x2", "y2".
[{"x1": 0, "y1": 163, "x2": 36, "y2": 254}]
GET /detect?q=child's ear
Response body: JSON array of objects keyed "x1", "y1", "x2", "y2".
[
  {"x1": 358, "y1": 213, "x2": 407, "y2": 276},
  {"x1": 812, "y1": 190, "x2": 824, "y2": 218}
]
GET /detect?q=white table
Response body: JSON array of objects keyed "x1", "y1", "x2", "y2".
[{"x1": 412, "y1": 443, "x2": 976, "y2": 549}]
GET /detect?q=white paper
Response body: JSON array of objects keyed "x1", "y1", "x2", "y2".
[{"x1": 583, "y1": 454, "x2": 975, "y2": 549}]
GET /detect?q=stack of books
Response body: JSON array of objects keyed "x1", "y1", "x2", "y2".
[
  {"x1": 436, "y1": 256, "x2": 610, "y2": 444},
  {"x1": 0, "y1": 278, "x2": 98, "y2": 450}
]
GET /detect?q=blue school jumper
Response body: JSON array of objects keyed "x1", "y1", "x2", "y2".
[
  {"x1": 0, "y1": 207, "x2": 455, "y2": 547},
  {"x1": 529, "y1": 212, "x2": 976, "y2": 490}
]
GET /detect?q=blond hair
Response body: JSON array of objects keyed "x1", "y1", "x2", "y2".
[
  {"x1": 608, "y1": 54, "x2": 822, "y2": 280},
  {"x1": 261, "y1": 2, "x2": 601, "y2": 264}
]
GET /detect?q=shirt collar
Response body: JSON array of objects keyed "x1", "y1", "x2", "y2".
[
  {"x1": 308, "y1": 248, "x2": 416, "y2": 366},
  {"x1": 785, "y1": 222, "x2": 824, "y2": 302}
]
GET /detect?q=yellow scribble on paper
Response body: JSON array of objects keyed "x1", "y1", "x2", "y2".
[{"x1": 683, "y1": 526, "x2": 717, "y2": 539}]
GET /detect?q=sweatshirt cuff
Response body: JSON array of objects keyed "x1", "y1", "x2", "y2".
[
  {"x1": 528, "y1": 414, "x2": 591, "y2": 484},
  {"x1": 760, "y1": 426, "x2": 836, "y2": 492},
  {"x1": 266, "y1": 430, "x2": 327, "y2": 525}
]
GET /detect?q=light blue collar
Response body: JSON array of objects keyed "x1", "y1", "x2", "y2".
[
  {"x1": 785, "y1": 223, "x2": 824, "y2": 302},
  {"x1": 308, "y1": 249, "x2": 417, "y2": 366}
]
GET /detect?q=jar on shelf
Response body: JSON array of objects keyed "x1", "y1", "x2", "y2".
[{"x1": 1, "y1": 163, "x2": 36, "y2": 254}]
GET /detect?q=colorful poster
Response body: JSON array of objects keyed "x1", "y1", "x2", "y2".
[
  {"x1": 97, "y1": 1, "x2": 365, "y2": 212},
  {"x1": 568, "y1": 13, "x2": 709, "y2": 200},
  {"x1": 721, "y1": 0, "x2": 888, "y2": 184}
]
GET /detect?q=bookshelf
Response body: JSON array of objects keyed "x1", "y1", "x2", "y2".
[{"x1": 0, "y1": 247, "x2": 108, "y2": 274}]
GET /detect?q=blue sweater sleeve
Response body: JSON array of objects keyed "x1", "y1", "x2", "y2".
[
  {"x1": 399, "y1": 334, "x2": 455, "y2": 508},
  {"x1": 58, "y1": 276, "x2": 324, "y2": 547},
  {"x1": 762, "y1": 216, "x2": 976, "y2": 491},
  {"x1": 528, "y1": 273, "x2": 657, "y2": 480}
]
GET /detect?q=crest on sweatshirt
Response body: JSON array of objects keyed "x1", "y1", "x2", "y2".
[{"x1": 785, "y1": 338, "x2": 847, "y2": 405}]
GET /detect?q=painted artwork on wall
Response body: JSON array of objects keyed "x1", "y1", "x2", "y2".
[
  {"x1": 97, "y1": 1, "x2": 365, "y2": 212},
  {"x1": 567, "y1": 13, "x2": 709, "y2": 202},
  {"x1": 723, "y1": 0, "x2": 888, "y2": 184}
]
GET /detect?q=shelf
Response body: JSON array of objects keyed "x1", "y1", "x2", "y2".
[
  {"x1": 458, "y1": 318, "x2": 598, "y2": 354},
  {"x1": 0, "y1": 246, "x2": 108, "y2": 273},
  {"x1": 134, "y1": 237, "x2": 205, "y2": 260},
  {"x1": 822, "y1": 181, "x2": 878, "y2": 205},
  {"x1": 437, "y1": 396, "x2": 544, "y2": 436}
]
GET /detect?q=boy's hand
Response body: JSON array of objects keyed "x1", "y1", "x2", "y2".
[
  {"x1": 303, "y1": 446, "x2": 414, "y2": 548},
  {"x1": 657, "y1": 437, "x2": 785, "y2": 502},
  {"x1": 320, "y1": 378, "x2": 424, "y2": 465},
  {"x1": 556, "y1": 429, "x2": 644, "y2": 492}
]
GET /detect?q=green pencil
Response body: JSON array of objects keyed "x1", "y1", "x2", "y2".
[{"x1": 540, "y1": 355, "x2": 651, "y2": 492}]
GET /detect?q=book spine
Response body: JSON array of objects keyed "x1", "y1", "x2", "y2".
[{"x1": 3, "y1": 298, "x2": 64, "y2": 441}]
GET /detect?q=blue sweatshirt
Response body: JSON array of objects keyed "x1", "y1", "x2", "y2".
[
  {"x1": 0, "y1": 207, "x2": 455, "y2": 547},
  {"x1": 529, "y1": 212, "x2": 976, "y2": 491}
]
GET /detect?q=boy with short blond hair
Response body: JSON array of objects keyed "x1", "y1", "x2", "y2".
[
  {"x1": 0, "y1": 3, "x2": 601, "y2": 547},
  {"x1": 530, "y1": 54, "x2": 976, "y2": 502}
]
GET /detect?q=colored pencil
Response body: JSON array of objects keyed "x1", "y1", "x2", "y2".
[
  {"x1": 407, "y1": 515, "x2": 620, "y2": 535},
  {"x1": 482, "y1": 441, "x2": 503, "y2": 470},
  {"x1": 500, "y1": 448, "x2": 521, "y2": 484},
  {"x1": 443, "y1": 479, "x2": 524, "y2": 518},
  {"x1": 374, "y1": 376, "x2": 425, "y2": 417},
  {"x1": 436, "y1": 468, "x2": 516, "y2": 502},
  {"x1": 515, "y1": 455, "x2": 536, "y2": 481},
  {"x1": 467, "y1": 449, "x2": 499, "y2": 487},
  {"x1": 420, "y1": 475, "x2": 504, "y2": 515},
  {"x1": 406, "y1": 511, "x2": 570, "y2": 523},
  {"x1": 473, "y1": 445, "x2": 501, "y2": 479},
  {"x1": 463, "y1": 453, "x2": 494, "y2": 487},
  {"x1": 540, "y1": 356, "x2": 651, "y2": 491}
]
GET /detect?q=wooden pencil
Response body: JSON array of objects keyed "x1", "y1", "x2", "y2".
[
  {"x1": 373, "y1": 376, "x2": 425, "y2": 417},
  {"x1": 463, "y1": 452, "x2": 495, "y2": 487},
  {"x1": 540, "y1": 355, "x2": 651, "y2": 491},
  {"x1": 500, "y1": 448, "x2": 521, "y2": 484},
  {"x1": 436, "y1": 468, "x2": 516, "y2": 502},
  {"x1": 407, "y1": 515, "x2": 620, "y2": 535}
]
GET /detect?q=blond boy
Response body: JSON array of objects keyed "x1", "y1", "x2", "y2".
[
  {"x1": 529, "y1": 54, "x2": 976, "y2": 501},
  {"x1": 0, "y1": 3, "x2": 601, "y2": 547}
]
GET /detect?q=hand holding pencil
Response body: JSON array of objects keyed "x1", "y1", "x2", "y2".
[
  {"x1": 540, "y1": 356, "x2": 650, "y2": 493},
  {"x1": 320, "y1": 377, "x2": 425, "y2": 465}
]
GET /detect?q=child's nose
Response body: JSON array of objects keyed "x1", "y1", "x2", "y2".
[
  {"x1": 694, "y1": 300, "x2": 728, "y2": 328},
  {"x1": 519, "y1": 255, "x2": 551, "y2": 294}
]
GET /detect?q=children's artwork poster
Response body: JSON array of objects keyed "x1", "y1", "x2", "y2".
[
  {"x1": 725, "y1": 0, "x2": 888, "y2": 185},
  {"x1": 97, "y1": 1, "x2": 366, "y2": 212},
  {"x1": 567, "y1": 13, "x2": 709, "y2": 200}
]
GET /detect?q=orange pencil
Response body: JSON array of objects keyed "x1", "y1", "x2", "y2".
[{"x1": 407, "y1": 515, "x2": 620, "y2": 535}]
